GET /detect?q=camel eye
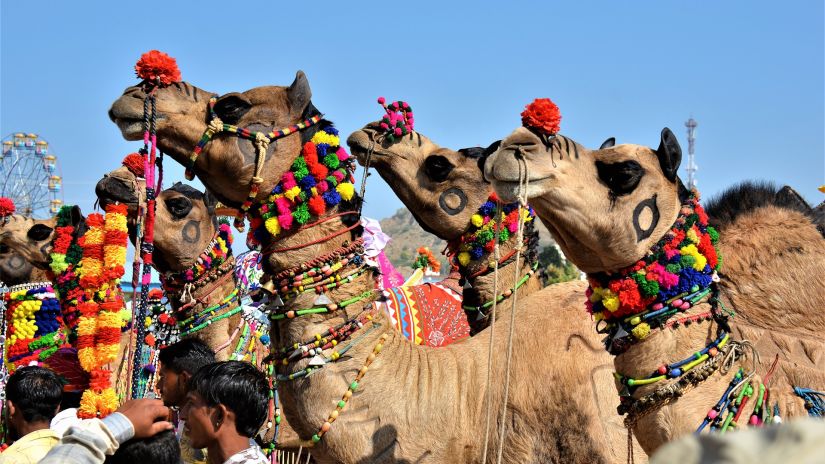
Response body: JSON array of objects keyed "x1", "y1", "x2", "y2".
[
  {"x1": 27, "y1": 224, "x2": 54, "y2": 242},
  {"x1": 424, "y1": 155, "x2": 455, "y2": 183},
  {"x1": 165, "y1": 196, "x2": 193, "y2": 219},
  {"x1": 596, "y1": 160, "x2": 645, "y2": 196}
]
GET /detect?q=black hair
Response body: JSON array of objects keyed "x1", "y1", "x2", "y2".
[
  {"x1": 158, "y1": 338, "x2": 216, "y2": 376},
  {"x1": 704, "y1": 180, "x2": 816, "y2": 232},
  {"x1": 189, "y1": 361, "x2": 268, "y2": 438},
  {"x1": 5, "y1": 366, "x2": 62, "y2": 423},
  {"x1": 104, "y1": 429, "x2": 181, "y2": 464}
]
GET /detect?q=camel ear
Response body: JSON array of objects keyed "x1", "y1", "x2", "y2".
[
  {"x1": 655, "y1": 128, "x2": 681, "y2": 182},
  {"x1": 70, "y1": 206, "x2": 84, "y2": 228},
  {"x1": 213, "y1": 93, "x2": 252, "y2": 125},
  {"x1": 287, "y1": 71, "x2": 312, "y2": 113},
  {"x1": 776, "y1": 186, "x2": 813, "y2": 212},
  {"x1": 599, "y1": 137, "x2": 615, "y2": 149}
]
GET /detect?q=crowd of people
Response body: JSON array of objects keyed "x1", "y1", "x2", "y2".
[{"x1": 0, "y1": 339, "x2": 270, "y2": 464}]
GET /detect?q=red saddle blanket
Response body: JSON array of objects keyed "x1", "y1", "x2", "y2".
[{"x1": 376, "y1": 280, "x2": 470, "y2": 347}]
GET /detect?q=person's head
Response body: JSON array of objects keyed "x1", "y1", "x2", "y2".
[
  {"x1": 4, "y1": 366, "x2": 62, "y2": 439},
  {"x1": 104, "y1": 429, "x2": 181, "y2": 464},
  {"x1": 157, "y1": 338, "x2": 216, "y2": 407},
  {"x1": 180, "y1": 361, "x2": 268, "y2": 450}
]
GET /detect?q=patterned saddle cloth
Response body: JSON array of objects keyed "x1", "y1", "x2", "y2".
[{"x1": 375, "y1": 276, "x2": 470, "y2": 347}]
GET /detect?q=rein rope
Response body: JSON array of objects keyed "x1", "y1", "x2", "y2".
[
  {"x1": 481, "y1": 149, "x2": 531, "y2": 464},
  {"x1": 186, "y1": 96, "x2": 323, "y2": 232}
]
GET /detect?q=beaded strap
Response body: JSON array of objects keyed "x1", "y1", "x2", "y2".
[
  {"x1": 463, "y1": 263, "x2": 538, "y2": 312},
  {"x1": 310, "y1": 332, "x2": 389, "y2": 443}
]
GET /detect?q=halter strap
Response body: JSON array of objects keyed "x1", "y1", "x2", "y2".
[{"x1": 186, "y1": 96, "x2": 324, "y2": 230}]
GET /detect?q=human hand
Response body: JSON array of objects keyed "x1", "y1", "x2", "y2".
[{"x1": 116, "y1": 398, "x2": 174, "y2": 439}]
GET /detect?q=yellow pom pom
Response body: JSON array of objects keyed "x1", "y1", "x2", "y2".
[
  {"x1": 471, "y1": 214, "x2": 484, "y2": 228},
  {"x1": 284, "y1": 186, "x2": 302, "y2": 201},
  {"x1": 337, "y1": 182, "x2": 355, "y2": 201},
  {"x1": 144, "y1": 316, "x2": 152, "y2": 328},
  {"x1": 686, "y1": 228, "x2": 700, "y2": 244},
  {"x1": 631, "y1": 322, "x2": 651, "y2": 340},
  {"x1": 692, "y1": 253, "x2": 707, "y2": 271},
  {"x1": 458, "y1": 252, "x2": 471, "y2": 267},
  {"x1": 311, "y1": 131, "x2": 340, "y2": 147},
  {"x1": 602, "y1": 291, "x2": 620, "y2": 312},
  {"x1": 265, "y1": 217, "x2": 281, "y2": 236}
]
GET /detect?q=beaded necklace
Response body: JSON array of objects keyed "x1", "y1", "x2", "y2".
[
  {"x1": 245, "y1": 124, "x2": 358, "y2": 249},
  {"x1": 161, "y1": 222, "x2": 233, "y2": 290},
  {"x1": 177, "y1": 289, "x2": 241, "y2": 338},
  {"x1": 587, "y1": 192, "x2": 723, "y2": 353},
  {"x1": 462, "y1": 263, "x2": 539, "y2": 314}
]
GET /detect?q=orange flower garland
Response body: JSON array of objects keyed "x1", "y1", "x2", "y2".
[{"x1": 74, "y1": 204, "x2": 128, "y2": 418}]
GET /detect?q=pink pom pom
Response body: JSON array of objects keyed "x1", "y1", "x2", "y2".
[
  {"x1": 316, "y1": 182, "x2": 329, "y2": 193},
  {"x1": 336, "y1": 146, "x2": 349, "y2": 161},
  {"x1": 651, "y1": 302, "x2": 664, "y2": 310},
  {"x1": 377, "y1": 97, "x2": 386, "y2": 105},
  {"x1": 379, "y1": 122, "x2": 389, "y2": 130},
  {"x1": 278, "y1": 213, "x2": 294, "y2": 230},
  {"x1": 394, "y1": 128, "x2": 402, "y2": 136},
  {"x1": 281, "y1": 172, "x2": 297, "y2": 190},
  {"x1": 332, "y1": 170, "x2": 345, "y2": 182},
  {"x1": 275, "y1": 197, "x2": 292, "y2": 214},
  {"x1": 402, "y1": 102, "x2": 409, "y2": 109},
  {"x1": 507, "y1": 222, "x2": 518, "y2": 233}
]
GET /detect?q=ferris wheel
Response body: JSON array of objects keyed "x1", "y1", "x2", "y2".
[{"x1": 0, "y1": 133, "x2": 64, "y2": 218}]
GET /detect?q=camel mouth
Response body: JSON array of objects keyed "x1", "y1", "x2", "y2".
[
  {"x1": 346, "y1": 128, "x2": 396, "y2": 165},
  {"x1": 109, "y1": 97, "x2": 165, "y2": 140},
  {"x1": 95, "y1": 176, "x2": 140, "y2": 210},
  {"x1": 491, "y1": 178, "x2": 552, "y2": 203}
]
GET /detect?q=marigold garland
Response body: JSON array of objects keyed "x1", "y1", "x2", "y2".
[
  {"x1": 49, "y1": 204, "x2": 128, "y2": 418},
  {"x1": 246, "y1": 125, "x2": 357, "y2": 248},
  {"x1": 586, "y1": 192, "x2": 721, "y2": 322},
  {"x1": 521, "y1": 98, "x2": 562, "y2": 136},
  {"x1": 413, "y1": 247, "x2": 440, "y2": 273},
  {"x1": 455, "y1": 193, "x2": 536, "y2": 267}
]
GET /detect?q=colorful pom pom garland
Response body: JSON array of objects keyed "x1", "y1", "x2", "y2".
[
  {"x1": 160, "y1": 221, "x2": 233, "y2": 289},
  {"x1": 377, "y1": 97, "x2": 414, "y2": 143},
  {"x1": 245, "y1": 124, "x2": 357, "y2": 248},
  {"x1": 454, "y1": 193, "x2": 536, "y2": 268},
  {"x1": 2, "y1": 283, "x2": 68, "y2": 374},
  {"x1": 586, "y1": 192, "x2": 721, "y2": 328}
]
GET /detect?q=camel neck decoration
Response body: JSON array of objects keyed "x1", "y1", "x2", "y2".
[
  {"x1": 3, "y1": 283, "x2": 67, "y2": 374},
  {"x1": 453, "y1": 192, "x2": 537, "y2": 268},
  {"x1": 245, "y1": 124, "x2": 356, "y2": 249},
  {"x1": 587, "y1": 192, "x2": 723, "y2": 352},
  {"x1": 160, "y1": 221, "x2": 234, "y2": 291}
]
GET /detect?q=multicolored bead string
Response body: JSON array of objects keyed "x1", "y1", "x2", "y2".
[
  {"x1": 462, "y1": 263, "x2": 538, "y2": 313},
  {"x1": 310, "y1": 332, "x2": 388, "y2": 443},
  {"x1": 177, "y1": 289, "x2": 241, "y2": 338},
  {"x1": 614, "y1": 331, "x2": 729, "y2": 394},
  {"x1": 269, "y1": 290, "x2": 377, "y2": 321}
]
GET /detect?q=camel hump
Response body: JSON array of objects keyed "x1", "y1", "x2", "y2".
[{"x1": 704, "y1": 180, "x2": 819, "y2": 231}]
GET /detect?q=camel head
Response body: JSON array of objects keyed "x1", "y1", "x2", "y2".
[
  {"x1": 0, "y1": 214, "x2": 61, "y2": 275},
  {"x1": 97, "y1": 164, "x2": 218, "y2": 274},
  {"x1": 347, "y1": 124, "x2": 495, "y2": 240},
  {"x1": 485, "y1": 127, "x2": 686, "y2": 273},
  {"x1": 108, "y1": 72, "x2": 316, "y2": 209}
]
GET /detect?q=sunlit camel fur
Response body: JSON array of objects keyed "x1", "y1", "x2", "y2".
[
  {"x1": 108, "y1": 73, "x2": 634, "y2": 463},
  {"x1": 485, "y1": 126, "x2": 825, "y2": 454}
]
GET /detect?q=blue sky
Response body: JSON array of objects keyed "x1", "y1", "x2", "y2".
[{"x1": 2, "y1": 0, "x2": 823, "y2": 225}]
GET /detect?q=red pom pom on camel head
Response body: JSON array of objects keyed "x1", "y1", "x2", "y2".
[
  {"x1": 521, "y1": 98, "x2": 561, "y2": 136},
  {"x1": 135, "y1": 50, "x2": 181, "y2": 87},
  {"x1": 0, "y1": 197, "x2": 16, "y2": 218}
]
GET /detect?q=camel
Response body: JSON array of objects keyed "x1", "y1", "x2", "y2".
[
  {"x1": 346, "y1": 126, "x2": 542, "y2": 335},
  {"x1": 0, "y1": 215, "x2": 55, "y2": 286},
  {"x1": 108, "y1": 72, "x2": 635, "y2": 463},
  {"x1": 484, "y1": 125, "x2": 825, "y2": 455}
]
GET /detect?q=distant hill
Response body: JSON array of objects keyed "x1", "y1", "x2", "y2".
[{"x1": 378, "y1": 207, "x2": 558, "y2": 277}]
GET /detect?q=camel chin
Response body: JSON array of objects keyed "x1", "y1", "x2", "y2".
[
  {"x1": 491, "y1": 179, "x2": 551, "y2": 203},
  {"x1": 114, "y1": 118, "x2": 145, "y2": 140}
]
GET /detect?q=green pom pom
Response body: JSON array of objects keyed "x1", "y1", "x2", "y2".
[
  {"x1": 707, "y1": 226, "x2": 719, "y2": 244},
  {"x1": 680, "y1": 254, "x2": 695, "y2": 268},
  {"x1": 684, "y1": 213, "x2": 698, "y2": 228},
  {"x1": 638, "y1": 279, "x2": 660, "y2": 297},
  {"x1": 498, "y1": 228, "x2": 510, "y2": 242},
  {"x1": 666, "y1": 263, "x2": 682, "y2": 274},
  {"x1": 323, "y1": 153, "x2": 339, "y2": 170},
  {"x1": 293, "y1": 165, "x2": 309, "y2": 181},
  {"x1": 326, "y1": 175, "x2": 338, "y2": 187},
  {"x1": 478, "y1": 230, "x2": 494, "y2": 243},
  {"x1": 715, "y1": 254, "x2": 723, "y2": 270},
  {"x1": 632, "y1": 273, "x2": 647, "y2": 285},
  {"x1": 292, "y1": 156, "x2": 307, "y2": 171},
  {"x1": 292, "y1": 203, "x2": 310, "y2": 224}
]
